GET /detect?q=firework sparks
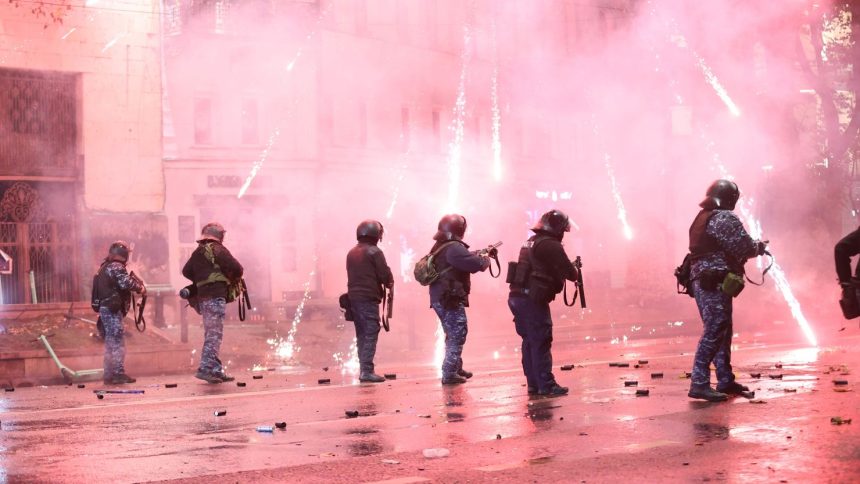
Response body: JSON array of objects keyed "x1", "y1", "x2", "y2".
[
  {"x1": 386, "y1": 155, "x2": 409, "y2": 220},
  {"x1": 445, "y1": 19, "x2": 473, "y2": 213},
  {"x1": 433, "y1": 319, "x2": 445, "y2": 378},
  {"x1": 646, "y1": 3, "x2": 816, "y2": 347},
  {"x1": 237, "y1": 128, "x2": 280, "y2": 199},
  {"x1": 268, "y1": 264, "x2": 316, "y2": 361},
  {"x1": 695, "y1": 54, "x2": 741, "y2": 117},
  {"x1": 654, "y1": 3, "x2": 741, "y2": 117},
  {"x1": 101, "y1": 33, "x2": 125, "y2": 53},
  {"x1": 590, "y1": 116, "x2": 634, "y2": 240},
  {"x1": 332, "y1": 337, "x2": 360, "y2": 376},
  {"x1": 237, "y1": 4, "x2": 332, "y2": 198},
  {"x1": 709, "y1": 155, "x2": 818, "y2": 347},
  {"x1": 490, "y1": 19, "x2": 503, "y2": 182}
]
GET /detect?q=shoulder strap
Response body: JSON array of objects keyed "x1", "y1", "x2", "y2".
[
  {"x1": 203, "y1": 243, "x2": 222, "y2": 271},
  {"x1": 430, "y1": 241, "x2": 459, "y2": 258}
]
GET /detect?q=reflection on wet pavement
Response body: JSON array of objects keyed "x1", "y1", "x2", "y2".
[{"x1": 0, "y1": 335, "x2": 857, "y2": 482}]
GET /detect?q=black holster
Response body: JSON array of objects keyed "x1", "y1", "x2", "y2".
[
  {"x1": 697, "y1": 270, "x2": 726, "y2": 291},
  {"x1": 840, "y1": 281, "x2": 860, "y2": 320},
  {"x1": 441, "y1": 284, "x2": 467, "y2": 310},
  {"x1": 339, "y1": 293, "x2": 354, "y2": 321}
]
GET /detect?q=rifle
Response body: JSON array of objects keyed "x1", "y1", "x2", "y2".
[
  {"x1": 382, "y1": 284, "x2": 393, "y2": 332},
  {"x1": 563, "y1": 256, "x2": 586, "y2": 309},
  {"x1": 237, "y1": 278, "x2": 252, "y2": 321},
  {"x1": 129, "y1": 271, "x2": 147, "y2": 332},
  {"x1": 479, "y1": 241, "x2": 503, "y2": 278}
]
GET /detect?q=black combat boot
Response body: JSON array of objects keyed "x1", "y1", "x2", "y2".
[
  {"x1": 214, "y1": 371, "x2": 235, "y2": 382},
  {"x1": 441, "y1": 375, "x2": 467, "y2": 385},
  {"x1": 688, "y1": 384, "x2": 729, "y2": 402},
  {"x1": 716, "y1": 381, "x2": 749, "y2": 395},
  {"x1": 538, "y1": 384, "x2": 569, "y2": 396},
  {"x1": 527, "y1": 386, "x2": 538, "y2": 395},
  {"x1": 457, "y1": 369, "x2": 473, "y2": 379},
  {"x1": 359, "y1": 373, "x2": 386, "y2": 383},
  {"x1": 194, "y1": 370, "x2": 223, "y2": 384},
  {"x1": 105, "y1": 373, "x2": 136, "y2": 385}
]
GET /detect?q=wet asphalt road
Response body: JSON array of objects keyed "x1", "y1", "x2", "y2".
[{"x1": 1, "y1": 332, "x2": 858, "y2": 483}]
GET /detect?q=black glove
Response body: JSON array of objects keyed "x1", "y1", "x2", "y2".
[
  {"x1": 487, "y1": 247, "x2": 499, "y2": 258},
  {"x1": 754, "y1": 240, "x2": 768, "y2": 256}
]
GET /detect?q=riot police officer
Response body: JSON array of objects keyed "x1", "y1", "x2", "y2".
[
  {"x1": 427, "y1": 214, "x2": 492, "y2": 385},
  {"x1": 93, "y1": 241, "x2": 145, "y2": 385},
  {"x1": 835, "y1": 226, "x2": 860, "y2": 317},
  {"x1": 687, "y1": 180, "x2": 767, "y2": 402},
  {"x1": 346, "y1": 220, "x2": 394, "y2": 383},
  {"x1": 508, "y1": 210, "x2": 579, "y2": 396},
  {"x1": 182, "y1": 223, "x2": 244, "y2": 384}
]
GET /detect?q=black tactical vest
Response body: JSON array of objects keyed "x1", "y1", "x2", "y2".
[
  {"x1": 510, "y1": 234, "x2": 561, "y2": 301},
  {"x1": 433, "y1": 241, "x2": 471, "y2": 295},
  {"x1": 688, "y1": 209, "x2": 720, "y2": 258},
  {"x1": 92, "y1": 261, "x2": 130, "y2": 314}
]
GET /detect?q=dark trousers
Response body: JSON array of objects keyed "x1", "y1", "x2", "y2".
[
  {"x1": 350, "y1": 298, "x2": 381, "y2": 374},
  {"x1": 199, "y1": 297, "x2": 226, "y2": 374},
  {"x1": 508, "y1": 295, "x2": 555, "y2": 392},
  {"x1": 431, "y1": 302, "x2": 468, "y2": 379},
  {"x1": 99, "y1": 307, "x2": 126, "y2": 378},
  {"x1": 691, "y1": 280, "x2": 735, "y2": 386}
]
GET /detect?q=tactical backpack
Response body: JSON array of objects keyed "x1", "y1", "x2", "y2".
[
  {"x1": 201, "y1": 242, "x2": 238, "y2": 303},
  {"x1": 413, "y1": 241, "x2": 457, "y2": 286}
]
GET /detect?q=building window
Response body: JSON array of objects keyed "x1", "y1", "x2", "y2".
[
  {"x1": 166, "y1": 1, "x2": 182, "y2": 36},
  {"x1": 194, "y1": 97, "x2": 213, "y2": 145},
  {"x1": 1, "y1": 68, "x2": 77, "y2": 177},
  {"x1": 178, "y1": 216, "x2": 195, "y2": 243},
  {"x1": 241, "y1": 99, "x2": 259, "y2": 144},
  {"x1": 215, "y1": 0, "x2": 229, "y2": 34},
  {"x1": 432, "y1": 110, "x2": 441, "y2": 152}
]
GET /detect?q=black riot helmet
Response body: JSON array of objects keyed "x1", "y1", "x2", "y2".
[
  {"x1": 532, "y1": 210, "x2": 572, "y2": 238},
  {"x1": 700, "y1": 179, "x2": 740, "y2": 210},
  {"x1": 200, "y1": 222, "x2": 226, "y2": 242},
  {"x1": 108, "y1": 240, "x2": 130, "y2": 263},
  {"x1": 433, "y1": 214, "x2": 467, "y2": 241},
  {"x1": 356, "y1": 219, "x2": 384, "y2": 242}
]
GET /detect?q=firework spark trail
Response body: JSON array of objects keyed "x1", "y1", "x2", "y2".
[
  {"x1": 445, "y1": 19, "x2": 473, "y2": 213},
  {"x1": 654, "y1": 4, "x2": 741, "y2": 117},
  {"x1": 431, "y1": 11, "x2": 475, "y2": 375},
  {"x1": 101, "y1": 32, "x2": 125, "y2": 53},
  {"x1": 490, "y1": 19, "x2": 503, "y2": 182},
  {"x1": 707, "y1": 144, "x2": 818, "y2": 347},
  {"x1": 433, "y1": 320, "x2": 445, "y2": 378},
  {"x1": 386, "y1": 150, "x2": 409, "y2": 220},
  {"x1": 268, "y1": 264, "x2": 316, "y2": 360},
  {"x1": 385, "y1": 170, "x2": 405, "y2": 219},
  {"x1": 237, "y1": 3, "x2": 333, "y2": 198},
  {"x1": 645, "y1": 2, "x2": 816, "y2": 347},
  {"x1": 332, "y1": 337, "x2": 360, "y2": 376},
  {"x1": 590, "y1": 116, "x2": 634, "y2": 240},
  {"x1": 237, "y1": 128, "x2": 280, "y2": 199},
  {"x1": 695, "y1": 55, "x2": 741, "y2": 117}
]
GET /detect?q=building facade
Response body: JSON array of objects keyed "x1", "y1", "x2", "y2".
[{"x1": 0, "y1": 1, "x2": 166, "y2": 309}]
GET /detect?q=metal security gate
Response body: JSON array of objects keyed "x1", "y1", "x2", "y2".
[
  {"x1": 0, "y1": 222, "x2": 78, "y2": 304},
  {"x1": 0, "y1": 67, "x2": 80, "y2": 305}
]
